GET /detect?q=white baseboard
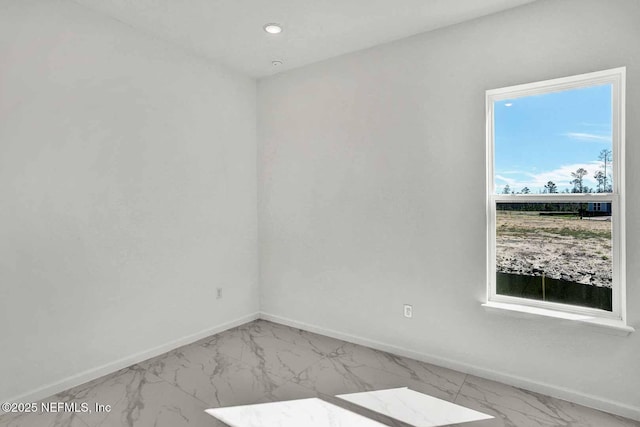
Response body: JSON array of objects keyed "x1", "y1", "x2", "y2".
[
  {"x1": 259, "y1": 311, "x2": 640, "y2": 422},
  {"x1": 4, "y1": 312, "x2": 260, "y2": 405}
]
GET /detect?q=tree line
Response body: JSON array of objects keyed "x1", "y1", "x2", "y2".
[{"x1": 501, "y1": 148, "x2": 612, "y2": 195}]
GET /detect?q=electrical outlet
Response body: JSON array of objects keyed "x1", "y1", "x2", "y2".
[
  {"x1": 403, "y1": 304, "x2": 413, "y2": 318},
  {"x1": 216, "y1": 288, "x2": 223, "y2": 299}
]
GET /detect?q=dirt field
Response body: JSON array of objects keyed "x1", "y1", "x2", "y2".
[{"x1": 496, "y1": 211, "x2": 612, "y2": 287}]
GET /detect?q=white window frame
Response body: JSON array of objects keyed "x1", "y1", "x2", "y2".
[{"x1": 485, "y1": 67, "x2": 627, "y2": 324}]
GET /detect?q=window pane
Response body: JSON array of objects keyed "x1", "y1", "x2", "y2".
[
  {"x1": 496, "y1": 202, "x2": 612, "y2": 311},
  {"x1": 494, "y1": 84, "x2": 613, "y2": 195}
]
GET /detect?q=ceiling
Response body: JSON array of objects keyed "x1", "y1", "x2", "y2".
[{"x1": 72, "y1": 0, "x2": 538, "y2": 78}]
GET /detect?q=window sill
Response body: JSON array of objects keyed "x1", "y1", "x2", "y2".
[{"x1": 482, "y1": 301, "x2": 635, "y2": 336}]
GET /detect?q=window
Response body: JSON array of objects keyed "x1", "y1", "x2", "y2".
[{"x1": 486, "y1": 68, "x2": 626, "y2": 324}]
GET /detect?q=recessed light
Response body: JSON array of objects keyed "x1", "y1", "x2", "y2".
[
  {"x1": 272, "y1": 60, "x2": 283, "y2": 67},
  {"x1": 264, "y1": 23, "x2": 283, "y2": 34},
  {"x1": 505, "y1": 103, "x2": 513, "y2": 107}
]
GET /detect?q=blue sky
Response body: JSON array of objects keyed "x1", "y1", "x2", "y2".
[{"x1": 494, "y1": 84, "x2": 612, "y2": 193}]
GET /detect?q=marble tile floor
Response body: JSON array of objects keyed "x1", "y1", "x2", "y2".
[{"x1": 0, "y1": 319, "x2": 637, "y2": 427}]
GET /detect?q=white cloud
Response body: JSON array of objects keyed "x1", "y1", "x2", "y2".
[
  {"x1": 564, "y1": 132, "x2": 611, "y2": 142},
  {"x1": 495, "y1": 174, "x2": 517, "y2": 186},
  {"x1": 579, "y1": 122, "x2": 611, "y2": 128}
]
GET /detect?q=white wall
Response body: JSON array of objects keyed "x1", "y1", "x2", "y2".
[
  {"x1": 0, "y1": 0, "x2": 258, "y2": 401},
  {"x1": 258, "y1": 0, "x2": 640, "y2": 419}
]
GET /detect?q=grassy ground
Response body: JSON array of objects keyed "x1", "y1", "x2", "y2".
[{"x1": 496, "y1": 211, "x2": 612, "y2": 287}]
